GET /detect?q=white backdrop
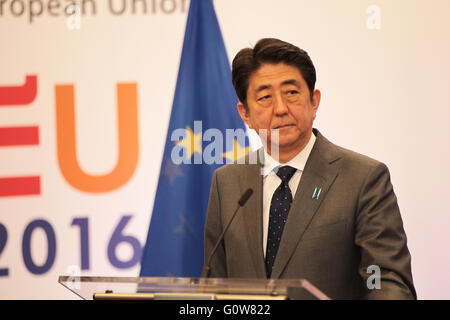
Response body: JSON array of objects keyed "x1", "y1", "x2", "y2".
[{"x1": 0, "y1": 0, "x2": 449, "y2": 299}]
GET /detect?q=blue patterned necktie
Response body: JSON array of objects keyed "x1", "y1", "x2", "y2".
[{"x1": 265, "y1": 165, "x2": 297, "y2": 278}]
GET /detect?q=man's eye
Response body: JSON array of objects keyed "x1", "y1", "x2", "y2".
[
  {"x1": 287, "y1": 90, "x2": 299, "y2": 95},
  {"x1": 258, "y1": 95, "x2": 271, "y2": 101}
]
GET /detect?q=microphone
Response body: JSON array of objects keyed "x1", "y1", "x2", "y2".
[{"x1": 202, "y1": 188, "x2": 253, "y2": 278}]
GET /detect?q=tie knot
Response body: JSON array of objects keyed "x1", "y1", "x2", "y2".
[{"x1": 276, "y1": 166, "x2": 297, "y2": 183}]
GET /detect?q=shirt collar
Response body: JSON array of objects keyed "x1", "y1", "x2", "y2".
[{"x1": 262, "y1": 131, "x2": 316, "y2": 177}]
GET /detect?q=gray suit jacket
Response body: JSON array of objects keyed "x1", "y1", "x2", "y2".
[{"x1": 202, "y1": 129, "x2": 416, "y2": 299}]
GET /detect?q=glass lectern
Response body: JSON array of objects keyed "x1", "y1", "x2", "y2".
[{"x1": 58, "y1": 276, "x2": 330, "y2": 300}]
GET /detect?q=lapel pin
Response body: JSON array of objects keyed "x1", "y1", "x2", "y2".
[{"x1": 312, "y1": 187, "x2": 321, "y2": 199}]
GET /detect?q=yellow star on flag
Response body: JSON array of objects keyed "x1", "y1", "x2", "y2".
[
  {"x1": 222, "y1": 139, "x2": 249, "y2": 162},
  {"x1": 176, "y1": 126, "x2": 202, "y2": 159}
]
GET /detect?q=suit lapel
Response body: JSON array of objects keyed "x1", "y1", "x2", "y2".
[
  {"x1": 240, "y1": 151, "x2": 266, "y2": 278},
  {"x1": 271, "y1": 131, "x2": 341, "y2": 279}
]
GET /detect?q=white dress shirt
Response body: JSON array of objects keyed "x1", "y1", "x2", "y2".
[{"x1": 262, "y1": 132, "x2": 316, "y2": 258}]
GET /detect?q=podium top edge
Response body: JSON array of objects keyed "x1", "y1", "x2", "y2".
[{"x1": 58, "y1": 275, "x2": 308, "y2": 285}]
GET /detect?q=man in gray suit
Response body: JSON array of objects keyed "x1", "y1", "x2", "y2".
[{"x1": 202, "y1": 38, "x2": 416, "y2": 299}]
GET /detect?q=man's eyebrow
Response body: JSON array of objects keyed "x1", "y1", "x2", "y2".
[
  {"x1": 255, "y1": 79, "x2": 300, "y2": 94},
  {"x1": 281, "y1": 79, "x2": 300, "y2": 86},
  {"x1": 255, "y1": 84, "x2": 271, "y2": 93},
  {"x1": 255, "y1": 79, "x2": 300, "y2": 92}
]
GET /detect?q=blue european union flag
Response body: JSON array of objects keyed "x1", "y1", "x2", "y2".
[{"x1": 140, "y1": 0, "x2": 248, "y2": 277}]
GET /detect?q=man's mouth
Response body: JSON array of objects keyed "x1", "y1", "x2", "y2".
[{"x1": 273, "y1": 124, "x2": 295, "y2": 129}]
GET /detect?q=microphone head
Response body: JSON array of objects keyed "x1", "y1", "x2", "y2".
[{"x1": 238, "y1": 188, "x2": 253, "y2": 206}]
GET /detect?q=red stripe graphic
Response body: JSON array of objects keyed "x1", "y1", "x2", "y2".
[
  {"x1": 0, "y1": 176, "x2": 41, "y2": 197},
  {"x1": 0, "y1": 126, "x2": 39, "y2": 146},
  {"x1": 0, "y1": 75, "x2": 41, "y2": 197},
  {"x1": 0, "y1": 75, "x2": 38, "y2": 106}
]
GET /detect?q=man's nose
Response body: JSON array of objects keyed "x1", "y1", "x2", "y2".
[{"x1": 273, "y1": 92, "x2": 289, "y2": 115}]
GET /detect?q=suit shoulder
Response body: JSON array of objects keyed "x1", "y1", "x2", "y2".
[
  {"x1": 318, "y1": 134, "x2": 389, "y2": 178},
  {"x1": 335, "y1": 144, "x2": 384, "y2": 169},
  {"x1": 316, "y1": 130, "x2": 384, "y2": 170},
  {"x1": 213, "y1": 150, "x2": 260, "y2": 184},
  {"x1": 214, "y1": 162, "x2": 237, "y2": 176},
  {"x1": 214, "y1": 161, "x2": 251, "y2": 178}
]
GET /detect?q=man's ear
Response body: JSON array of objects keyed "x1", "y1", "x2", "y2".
[
  {"x1": 237, "y1": 102, "x2": 252, "y2": 129},
  {"x1": 311, "y1": 89, "x2": 321, "y2": 120}
]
